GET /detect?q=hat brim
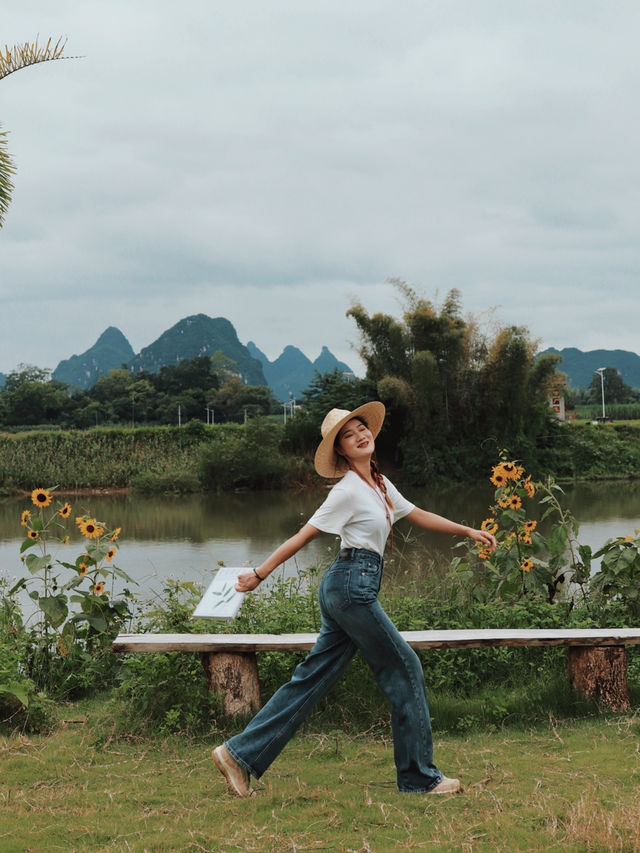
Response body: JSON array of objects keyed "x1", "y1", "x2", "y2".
[{"x1": 314, "y1": 401, "x2": 386, "y2": 478}]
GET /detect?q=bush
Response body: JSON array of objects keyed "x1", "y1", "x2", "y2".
[{"x1": 198, "y1": 420, "x2": 290, "y2": 491}]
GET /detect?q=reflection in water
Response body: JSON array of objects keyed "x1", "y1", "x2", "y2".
[{"x1": 1, "y1": 482, "x2": 639, "y2": 608}]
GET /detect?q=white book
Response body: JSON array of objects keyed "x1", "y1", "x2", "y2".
[{"x1": 193, "y1": 567, "x2": 247, "y2": 620}]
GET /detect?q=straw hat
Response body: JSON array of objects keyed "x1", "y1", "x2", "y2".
[{"x1": 314, "y1": 402, "x2": 386, "y2": 478}]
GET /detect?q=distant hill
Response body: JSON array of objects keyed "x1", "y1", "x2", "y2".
[
  {"x1": 247, "y1": 341, "x2": 353, "y2": 401},
  {"x1": 128, "y1": 314, "x2": 266, "y2": 386},
  {"x1": 539, "y1": 347, "x2": 640, "y2": 389},
  {"x1": 53, "y1": 327, "x2": 135, "y2": 390},
  {"x1": 45, "y1": 315, "x2": 352, "y2": 399}
]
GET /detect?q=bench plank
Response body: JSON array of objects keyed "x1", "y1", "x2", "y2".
[{"x1": 112, "y1": 628, "x2": 640, "y2": 654}]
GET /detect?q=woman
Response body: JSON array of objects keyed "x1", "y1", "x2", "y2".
[{"x1": 213, "y1": 402, "x2": 496, "y2": 797}]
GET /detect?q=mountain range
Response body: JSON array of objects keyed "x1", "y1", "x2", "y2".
[
  {"x1": 49, "y1": 314, "x2": 353, "y2": 401},
  {"x1": 539, "y1": 347, "x2": 640, "y2": 389}
]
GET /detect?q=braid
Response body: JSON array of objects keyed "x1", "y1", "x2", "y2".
[{"x1": 370, "y1": 456, "x2": 395, "y2": 511}]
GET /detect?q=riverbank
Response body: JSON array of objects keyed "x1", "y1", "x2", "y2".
[
  {"x1": 3, "y1": 699, "x2": 639, "y2": 852},
  {"x1": 1, "y1": 420, "x2": 640, "y2": 495}
]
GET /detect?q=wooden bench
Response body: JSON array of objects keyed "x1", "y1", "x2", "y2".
[{"x1": 112, "y1": 628, "x2": 640, "y2": 716}]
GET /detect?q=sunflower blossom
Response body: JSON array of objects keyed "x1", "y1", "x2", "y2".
[
  {"x1": 524, "y1": 476, "x2": 536, "y2": 498},
  {"x1": 78, "y1": 518, "x2": 105, "y2": 539},
  {"x1": 490, "y1": 465, "x2": 508, "y2": 487},
  {"x1": 93, "y1": 582, "x2": 105, "y2": 595},
  {"x1": 508, "y1": 495, "x2": 522, "y2": 510},
  {"x1": 521, "y1": 559, "x2": 534, "y2": 573},
  {"x1": 28, "y1": 529, "x2": 40, "y2": 540},
  {"x1": 59, "y1": 502, "x2": 72, "y2": 519},
  {"x1": 21, "y1": 510, "x2": 32, "y2": 527},
  {"x1": 31, "y1": 488, "x2": 53, "y2": 508},
  {"x1": 481, "y1": 519, "x2": 499, "y2": 535}
]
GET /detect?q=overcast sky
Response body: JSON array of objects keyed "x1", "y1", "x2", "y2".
[{"x1": 2, "y1": 1, "x2": 639, "y2": 377}]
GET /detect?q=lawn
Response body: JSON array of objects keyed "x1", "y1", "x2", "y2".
[{"x1": 1, "y1": 701, "x2": 639, "y2": 852}]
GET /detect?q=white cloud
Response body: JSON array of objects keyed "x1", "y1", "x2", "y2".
[{"x1": 1, "y1": 0, "x2": 640, "y2": 375}]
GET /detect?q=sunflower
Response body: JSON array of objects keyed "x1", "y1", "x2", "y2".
[
  {"x1": 524, "y1": 520, "x2": 537, "y2": 533},
  {"x1": 519, "y1": 533, "x2": 533, "y2": 545},
  {"x1": 28, "y1": 529, "x2": 40, "y2": 540},
  {"x1": 21, "y1": 510, "x2": 32, "y2": 527},
  {"x1": 524, "y1": 476, "x2": 536, "y2": 499},
  {"x1": 478, "y1": 547, "x2": 492, "y2": 561},
  {"x1": 31, "y1": 488, "x2": 52, "y2": 508},
  {"x1": 521, "y1": 559, "x2": 534, "y2": 573},
  {"x1": 79, "y1": 563, "x2": 89, "y2": 576},
  {"x1": 63, "y1": 536, "x2": 70, "y2": 546},
  {"x1": 110, "y1": 527, "x2": 122, "y2": 542},
  {"x1": 508, "y1": 495, "x2": 522, "y2": 511},
  {"x1": 107, "y1": 547, "x2": 117, "y2": 563},
  {"x1": 497, "y1": 496, "x2": 511, "y2": 509},
  {"x1": 481, "y1": 519, "x2": 498, "y2": 535},
  {"x1": 490, "y1": 466, "x2": 508, "y2": 487},
  {"x1": 78, "y1": 518, "x2": 105, "y2": 540},
  {"x1": 93, "y1": 582, "x2": 105, "y2": 595},
  {"x1": 59, "y1": 502, "x2": 72, "y2": 519},
  {"x1": 501, "y1": 462, "x2": 519, "y2": 480}
]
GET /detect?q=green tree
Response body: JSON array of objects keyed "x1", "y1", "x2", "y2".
[
  {"x1": 588, "y1": 367, "x2": 640, "y2": 406},
  {"x1": 0, "y1": 365, "x2": 70, "y2": 426},
  {"x1": 1, "y1": 38, "x2": 70, "y2": 226},
  {"x1": 347, "y1": 282, "x2": 565, "y2": 482}
]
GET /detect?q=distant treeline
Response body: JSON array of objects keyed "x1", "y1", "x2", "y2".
[
  {"x1": 3, "y1": 283, "x2": 640, "y2": 491},
  {"x1": 0, "y1": 357, "x2": 281, "y2": 429}
]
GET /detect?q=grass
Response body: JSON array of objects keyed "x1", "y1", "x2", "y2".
[{"x1": 2, "y1": 699, "x2": 640, "y2": 852}]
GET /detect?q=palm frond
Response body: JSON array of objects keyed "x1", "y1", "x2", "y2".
[
  {"x1": 0, "y1": 37, "x2": 69, "y2": 82},
  {"x1": 0, "y1": 123, "x2": 16, "y2": 227}
]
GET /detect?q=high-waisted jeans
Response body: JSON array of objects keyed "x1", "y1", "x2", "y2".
[{"x1": 225, "y1": 547, "x2": 442, "y2": 793}]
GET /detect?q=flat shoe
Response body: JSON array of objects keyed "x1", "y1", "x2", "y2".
[
  {"x1": 212, "y1": 745, "x2": 255, "y2": 797},
  {"x1": 428, "y1": 776, "x2": 462, "y2": 794}
]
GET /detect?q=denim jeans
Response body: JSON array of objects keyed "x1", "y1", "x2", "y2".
[{"x1": 225, "y1": 548, "x2": 442, "y2": 793}]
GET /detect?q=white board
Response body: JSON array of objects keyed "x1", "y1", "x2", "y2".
[{"x1": 192, "y1": 567, "x2": 247, "y2": 620}]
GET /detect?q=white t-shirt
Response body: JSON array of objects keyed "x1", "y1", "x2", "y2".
[{"x1": 307, "y1": 470, "x2": 415, "y2": 556}]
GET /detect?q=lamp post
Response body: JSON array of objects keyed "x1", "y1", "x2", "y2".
[{"x1": 595, "y1": 368, "x2": 606, "y2": 420}]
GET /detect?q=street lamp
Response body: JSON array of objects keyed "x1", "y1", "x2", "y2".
[{"x1": 595, "y1": 368, "x2": 606, "y2": 420}]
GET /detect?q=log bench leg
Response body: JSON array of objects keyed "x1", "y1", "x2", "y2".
[
  {"x1": 199, "y1": 651, "x2": 262, "y2": 716},
  {"x1": 568, "y1": 645, "x2": 630, "y2": 712}
]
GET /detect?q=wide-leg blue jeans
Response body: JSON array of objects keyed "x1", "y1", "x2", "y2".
[{"x1": 225, "y1": 548, "x2": 442, "y2": 793}]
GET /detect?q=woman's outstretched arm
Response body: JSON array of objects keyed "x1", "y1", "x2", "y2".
[
  {"x1": 235, "y1": 523, "x2": 323, "y2": 592},
  {"x1": 406, "y1": 507, "x2": 497, "y2": 552}
]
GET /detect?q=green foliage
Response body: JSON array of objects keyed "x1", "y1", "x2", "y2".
[
  {"x1": 5, "y1": 492, "x2": 135, "y2": 701},
  {"x1": 198, "y1": 419, "x2": 291, "y2": 491},
  {"x1": 346, "y1": 282, "x2": 565, "y2": 484},
  {"x1": 114, "y1": 581, "x2": 223, "y2": 735},
  {"x1": 590, "y1": 531, "x2": 640, "y2": 621}
]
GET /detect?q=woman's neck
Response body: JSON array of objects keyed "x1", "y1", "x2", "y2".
[{"x1": 349, "y1": 458, "x2": 375, "y2": 485}]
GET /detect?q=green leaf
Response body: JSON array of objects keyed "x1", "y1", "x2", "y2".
[
  {"x1": 8, "y1": 577, "x2": 27, "y2": 596},
  {"x1": 38, "y1": 594, "x2": 68, "y2": 628},
  {"x1": 24, "y1": 553, "x2": 52, "y2": 575},
  {"x1": 0, "y1": 683, "x2": 29, "y2": 708},
  {"x1": 113, "y1": 566, "x2": 136, "y2": 584}
]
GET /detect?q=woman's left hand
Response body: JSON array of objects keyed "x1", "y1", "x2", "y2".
[
  {"x1": 467, "y1": 527, "x2": 497, "y2": 553},
  {"x1": 235, "y1": 571, "x2": 263, "y2": 592}
]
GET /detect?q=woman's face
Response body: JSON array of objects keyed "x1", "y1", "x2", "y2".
[{"x1": 336, "y1": 418, "x2": 374, "y2": 464}]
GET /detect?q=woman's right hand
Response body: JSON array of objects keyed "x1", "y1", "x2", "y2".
[{"x1": 235, "y1": 570, "x2": 264, "y2": 593}]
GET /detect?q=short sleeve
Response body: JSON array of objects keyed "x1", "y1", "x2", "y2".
[
  {"x1": 307, "y1": 481, "x2": 354, "y2": 535},
  {"x1": 384, "y1": 476, "x2": 415, "y2": 522}
]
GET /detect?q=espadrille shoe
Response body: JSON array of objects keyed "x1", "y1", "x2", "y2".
[
  {"x1": 428, "y1": 776, "x2": 462, "y2": 794},
  {"x1": 212, "y1": 745, "x2": 255, "y2": 797}
]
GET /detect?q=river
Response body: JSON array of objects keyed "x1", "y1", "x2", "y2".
[{"x1": 2, "y1": 481, "x2": 640, "y2": 616}]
